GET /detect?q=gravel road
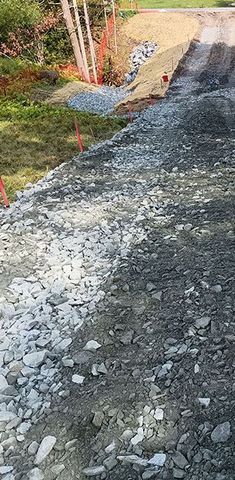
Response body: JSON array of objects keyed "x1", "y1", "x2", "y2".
[{"x1": 0, "y1": 12, "x2": 234, "y2": 480}]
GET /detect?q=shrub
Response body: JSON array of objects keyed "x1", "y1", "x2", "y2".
[{"x1": 0, "y1": 0, "x2": 41, "y2": 44}]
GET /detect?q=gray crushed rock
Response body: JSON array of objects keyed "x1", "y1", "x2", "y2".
[
  {"x1": 0, "y1": 19, "x2": 234, "y2": 480},
  {"x1": 125, "y1": 41, "x2": 158, "y2": 84},
  {"x1": 67, "y1": 85, "x2": 128, "y2": 115}
]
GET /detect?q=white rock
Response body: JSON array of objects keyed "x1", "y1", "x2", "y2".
[
  {"x1": 55, "y1": 338, "x2": 72, "y2": 352},
  {"x1": 82, "y1": 466, "x2": 106, "y2": 476},
  {"x1": 148, "y1": 453, "x2": 166, "y2": 466},
  {"x1": 198, "y1": 397, "x2": 210, "y2": 407},
  {"x1": 117, "y1": 455, "x2": 148, "y2": 467},
  {"x1": 154, "y1": 408, "x2": 164, "y2": 420},
  {"x1": 72, "y1": 374, "x2": 85, "y2": 385},
  {"x1": 195, "y1": 317, "x2": 211, "y2": 329},
  {"x1": 62, "y1": 357, "x2": 74, "y2": 368},
  {"x1": 28, "y1": 468, "x2": 44, "y2": 480},
  {"x1": 83, "y1": 340, "x2": 101, "y2": 352},
  {"x1": 28, "y1": 441, "x2": 39, "y2": 455},
  {"x1": 34, "y1": 436, "x2": 57, "y2": 465},
  {"x1": 211, "y1": 422, "x2": 231, "y2": 443},
  {"x1": 131, "y1": 428, "x2": 144, "y2": 445},
  {"x1": 23, "y1": 350, "x2": 47, "y2": 368},
  {"x1": 0, "y1": 411, "x2": 16, "y2": 422},
  {"x1": 0, "y1": 374, "x2": 8, "y2": 392},
  {"x1": 211, "y1": 284, "x2": 222, "y2": 293},
  {"x1": 105, "y1": 441, "x2": 116, "y2": 454},
  {"x1": 0, "y1": 466, "x2": 13, "y2": 474},
  {"x1": 194, "y1": 363, "x2": 200, "y2": 374}
]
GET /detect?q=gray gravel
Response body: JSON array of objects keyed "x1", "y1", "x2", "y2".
[
  {"x1": 0, "y1": 19, "x2": 234, "y2": 480},
  {"x1": 68, "y1": 85, "x2": 128, "y2": 115}
]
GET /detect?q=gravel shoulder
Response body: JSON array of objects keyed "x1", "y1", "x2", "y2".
[{"x1": 0, "y1": 12, "x2": 234, "y2": 480}]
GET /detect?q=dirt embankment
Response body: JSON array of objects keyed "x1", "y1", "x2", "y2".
[{"x1": 116, "y1": 12, "x2": 200, "y2": 111}]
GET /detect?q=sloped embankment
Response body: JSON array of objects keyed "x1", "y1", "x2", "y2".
[{"x1": 116, "y1": 12, "x2": 199, "y2": 111}]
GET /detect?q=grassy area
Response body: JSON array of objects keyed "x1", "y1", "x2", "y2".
[
  {"x1": 0, "y1": 97, "x2": 126, "y2": 202},
  {"x1": 121, "y1": 0, "x2": 232, "y2": 8}
]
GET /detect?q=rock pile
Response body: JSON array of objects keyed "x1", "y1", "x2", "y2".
[
  {"x1": 68, "y1": 86, "x2": 128, "y2": 115},
  {"x1": 125, "y1": 41, "x2": 158, "y2": 84}
]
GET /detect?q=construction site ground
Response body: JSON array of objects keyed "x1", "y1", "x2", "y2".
[{"x1": 0, "y1": 9, "x2": 234, "y2": 480}]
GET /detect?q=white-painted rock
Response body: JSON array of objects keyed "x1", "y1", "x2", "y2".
[
  {"x1": 23, "y1": 350, "x2": 47, "y2": 368},
  {"x1": 83, "y1": 340, "x2": 101, "y2": 351},
  {"x1": 34, "y1": 436, "x2": 57, "y2": 465}
]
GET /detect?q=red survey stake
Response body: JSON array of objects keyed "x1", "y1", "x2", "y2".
[
  {"x1": 74, "y1": 118, "x2": 84, "y2": 153},
  {"x1": 0, "y1": 177, "x2": 10, "y2": 208}
]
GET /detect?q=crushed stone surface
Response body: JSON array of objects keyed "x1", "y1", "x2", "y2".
[
  {"x1": 0, "y1": 14, "x2": 234, "y2": 480},
  {"x1": 67, "y1": 85, "x2": 128, "y2": 115}
]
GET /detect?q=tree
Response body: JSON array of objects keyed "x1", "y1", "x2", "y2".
[
  {"x1": 0, "y1": 0, "x2": 42, "y2": 44},
  {"x1": 60, "y1": 0, "x2": 87, "y2": 78}
]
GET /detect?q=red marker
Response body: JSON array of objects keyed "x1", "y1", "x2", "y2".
[
  {"x1": 0, "y1": 177, "x2": 9, "y2": 208},
  {"x1": 162, "y1": 74, "x2": 169, "y2": 83},
  {"x1": 74, "y1": 118, "x2": 84, "y2": 153}
]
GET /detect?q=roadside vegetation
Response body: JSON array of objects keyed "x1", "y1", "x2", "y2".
[
  {"x1": 0, "y1": 1, "x2": 127, "y2": 203},
  {"x1": 0, "y1": 86, "x2": 126, "y2": 201}
]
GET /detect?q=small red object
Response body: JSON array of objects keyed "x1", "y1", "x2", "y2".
[
  {"x1": 0, "y1": 177, "x2": 9, "y2": 208},
  {"x1": 162, "y1": 74, "x2": 169, "y2": 83},
  {"x1": 74, "y1": 118, "x2": 84, "y2": 153}
]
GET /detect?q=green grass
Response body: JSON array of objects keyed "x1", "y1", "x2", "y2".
[
  {"x1": 120, "y1": 0, "x2": 232, "y2": 8},
  {"x1": 0, "y1": 97, "x2": 127, "y2": 202}
]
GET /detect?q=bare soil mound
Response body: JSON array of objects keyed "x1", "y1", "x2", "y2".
[{"x1": 115, "y1": 12, "x2": 199, "y2": 111}]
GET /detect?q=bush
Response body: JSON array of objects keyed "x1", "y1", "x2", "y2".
[
  {"x1": 0, "y1": 58, "x2": 30, "y2": 76},
  {"x1": 0, "y1": 0, "x2": 41, "y2": 44}
]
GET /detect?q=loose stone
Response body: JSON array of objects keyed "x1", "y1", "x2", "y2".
[
  {"x1": 82, "y1": 466, "x2": 106, "y2": 477},
  {"x1": 211, "y1": 422, "x2": 231, "y2": 443},
  {"x1": 34, "y1": 436, "x2": 57, "y2": 465}
]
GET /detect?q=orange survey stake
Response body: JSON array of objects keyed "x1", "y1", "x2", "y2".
[{"x1": 0, "y1": 177, "x2": 10, "y2": 208}]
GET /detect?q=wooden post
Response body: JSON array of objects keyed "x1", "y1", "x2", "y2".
[
  {"x1": 60, "y1": 0, "x2": 86, "y2": 78},
  {"x1": 72, "y1": 0, "x2": 90, "y2": 83},
  {"x1": 112, "y1": 0, "x2": 117, "y2": 54},
  {"x1": 83, "y1": 0, "x2": 98, "y2": 84},
  {"x1": 103, "y1": 0, "x2": 109, "y2": 36}
]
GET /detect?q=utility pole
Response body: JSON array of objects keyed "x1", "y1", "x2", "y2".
[
  {"x1": 60, "y1": 0, "x2": 86, "y2": 78},
  {"x1": 83, "y1": 0, "x2": 98, "y2": 84},
  {"x1": 72, "y1": 0, "x2": 90, "y2": 83}
]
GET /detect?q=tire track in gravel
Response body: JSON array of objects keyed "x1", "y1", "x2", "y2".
[{"x1": 0, "y1": 11, "x2": 234, "y2": 480}]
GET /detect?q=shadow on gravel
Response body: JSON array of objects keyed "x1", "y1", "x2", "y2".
[{"x1": 22, "y1": 185, "x2": 234, "y2": 479}]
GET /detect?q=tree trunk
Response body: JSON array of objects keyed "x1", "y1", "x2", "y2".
[
  {"x1": 83, "y1": 0, "x2": 98, "y2": 84},
  {"x1": 72, "y1": 0, "x2": 90, "y2": 83},
  {"x1": 60, "y1": 0, "x2": 86, "y2": 79}
]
